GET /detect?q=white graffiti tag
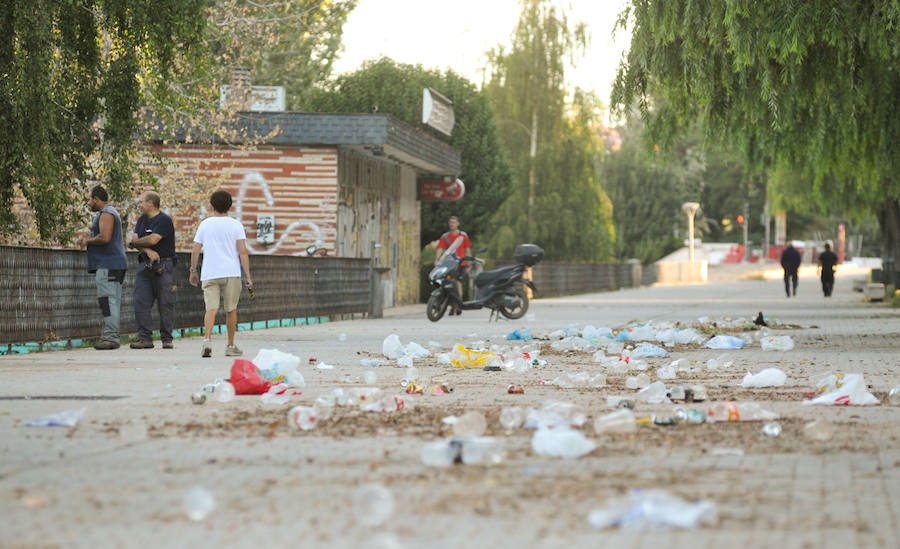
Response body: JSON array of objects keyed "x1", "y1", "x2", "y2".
[{"x1": 236, "y1": 172, "x2": 325, "y2": 256}]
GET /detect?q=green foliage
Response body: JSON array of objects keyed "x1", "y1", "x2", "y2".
[
  {"x1": 309, "y1": 57, "x2": 514, "y2": 249},
  {"x1": 0, "y1": 0, "x2": 210, "y2": 242},
  {"x1": 483, "y1": 0, "x2": 615, "y2": 262},
  {"x1": 612, "y1": 0, "x2": 900, "y2": 269}
]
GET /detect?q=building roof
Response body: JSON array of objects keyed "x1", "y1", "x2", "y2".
[{"x1": 158, "y1": 112, "x2": 461, "y2": 176}]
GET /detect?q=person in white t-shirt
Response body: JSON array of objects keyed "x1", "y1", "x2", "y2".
[{"x1": 189, "y1": 190, "x2": 253, "y2": 357}]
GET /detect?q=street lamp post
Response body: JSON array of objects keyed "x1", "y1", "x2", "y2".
[{"x1": 682, "y1": 202, "x2": 701, "y2": 281}]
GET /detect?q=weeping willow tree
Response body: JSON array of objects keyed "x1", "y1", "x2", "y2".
[
  {"x1": 484, "y1": 0, "x2": 615, "y2": 262},
  {"x1": 612, "y1": 1, "x2": 900, "y2": 278}
]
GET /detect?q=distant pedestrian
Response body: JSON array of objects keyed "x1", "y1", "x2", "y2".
[
  {"x1": 128, "y1": 191, "x2": 177, "y2": 349},
  {"x1": 818, "y1": 243, "x2": 839, "y2": 297},
  {"x1": 780, "y1": 242, "x2": 801, "y2": 297},
  {"x1": 189, "y1": 190, "x2": 253, "y2": 357},
  {"x1": 77, "y1": 185, "x2": 127, "y2": 350}
]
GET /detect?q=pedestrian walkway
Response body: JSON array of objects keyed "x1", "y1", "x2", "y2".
[{"x1": 0, "y1": 270, "x2": 897, "y2": 548}]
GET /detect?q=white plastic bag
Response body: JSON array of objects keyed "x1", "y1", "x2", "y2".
[
  {"x1": 631, "y1": 342, "x2": 670, "y2": 358},
  {"x1": 382, "y1": 334, "x2": 404, "y2": 359},
  {"x1": 741, "y1": 368, "x2": 787, "y2": 388},
  {"x1": 532, "y1": 428, "x2": 596, "y2": 458},
  {"x1": 761, "y1": 335, "x2": 795, "y2": 351},
  {"x1": 705, "y1": 335, "x2": 746, "y2": 349},
  {"x1": 803, "y1": 373, "x2": 879, "y2": 406}
]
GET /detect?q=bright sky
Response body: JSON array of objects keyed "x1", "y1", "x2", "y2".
[{"x1": 332, "y1": 0, "x2": 632, "y2": 112}]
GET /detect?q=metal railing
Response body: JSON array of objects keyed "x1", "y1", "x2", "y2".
[{"x1": 0, "y1": 246, "x2": 371, "y2": 346}]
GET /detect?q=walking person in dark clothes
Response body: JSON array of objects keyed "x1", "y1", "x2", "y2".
[
  {"x1": 780, "y1": 242, "x2": 801, "y2": 297},
  {"x1": 818, "y1": 243, "x2": 839, "y2": 297},
  {"x1": 77, "y1": 185, "x2": 128, "y2": 350},
  {"x1": 128, "y1": 191, "x2": 177, "y2": 349}
]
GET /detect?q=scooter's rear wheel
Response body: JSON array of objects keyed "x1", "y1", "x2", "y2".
[
  {"x1": 426, "y1": 293, "x2": 449, "y2": 321},
  {"x1": 498, "y1": 288, "x2": 529, "y2": 319}
]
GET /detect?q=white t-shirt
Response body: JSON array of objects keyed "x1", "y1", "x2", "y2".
[{"x1": 194, "y1": 216, "x2": 247, "y2": 281}]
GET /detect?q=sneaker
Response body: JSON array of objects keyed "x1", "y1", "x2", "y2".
[
  {"x1": 162, "y1": 341, "x2": 174, "y2": 349},
  {"x1": 225, "y1": 345, "x2": 243, "y2": 357},
  {"x1": 201, "y1": 339, "x2": 212, "y2": 358},
  {"x1": 94, "y1": 340, "x2": 120, "y2": 350},
  {"x1": 130, "y1": 340, "x2": 154, "y2": 349}
]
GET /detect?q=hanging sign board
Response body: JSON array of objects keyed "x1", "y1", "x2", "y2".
[
  {"x1": 418, "y1": 178, "x2": 465, "y2": 201},
  {"x1": 422, "y1": 88, "x2": 455, "y2": 136}
]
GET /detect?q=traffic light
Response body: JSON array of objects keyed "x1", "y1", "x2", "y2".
[{"x1": 737, "y1": 214, "x2": 746, "y2": 225}]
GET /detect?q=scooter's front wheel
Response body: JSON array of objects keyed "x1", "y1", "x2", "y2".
[
  {"x1": 498, "y1": 288, "x2": 529, "y2": 319},
  {"x1": 426, "y1": 293, "x2": 450, "y2": 322}
]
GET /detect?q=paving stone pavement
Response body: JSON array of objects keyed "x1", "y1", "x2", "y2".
[{"x1": 0, "y1": 266, "x2": 898, "y2": 548}]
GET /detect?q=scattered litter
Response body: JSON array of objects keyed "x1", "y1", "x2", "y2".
[
  {"x1": 761, "y1": 422, "x2": 782, "y2": 437},
  {"x1": 23, "y1": 408, "x2": 85, "y2": 427},
  {"x1": 532, "y1": 428, "x2": 595, "y2": 458},
  {"x1": 626, "y1": 373, "x2": 651, "y2": 390},
  {"x1": 631, "y1": 342, "x2": 670, "y2": 358},
  {"x1": 889, "y1": 386, "x2": 900, "y2": 405},
  {"x1": 636, "y1": 381, "x2": 670, "y2": 404},
  {"x1": 548, "y1": 372, "x2": 606, "y2": 388},
  {"x1": 656, "y1": 364, "x2": 676, "y2": 380},
  {"x1": 803, "y1": 373, "x2": 879, "y2": 406},
  {"x1": 215, "y1": 382, "x2": 235, "y2": 402},
  {"x1": 360, "y1": 358, "x2": 388, "y2": 368},
  {"x1": 315, "y1": 362, "x2": 335, "y2": 370},
  {"x1": 741, "y1": 368, "x2": 787, "y2": 388},
  {"x1": 506, "y1": 328, "x2": 532, "y2": 340},
  {"x1": 499, "y1": 407, "x2": 526, "y2": 429},
  {"x1": 803, "y1": 420, "x2": 835, "y2": 441},
  {"x1": 353, "y1": 484, "x2": 395, "y2": 527},
  {"x1": 707, "y1": 402, "x2": 778, "y2": 422},
  {"x1": 191, "y1": 392, "x2": 206, "y2": 405},
  {"x1": 230, "y1": 359, "x2": 272, "y2": 395},
  {"x1": 450, "y1": 344, "x2": 500, "y2": 368},
  {"x1": 252, "y1": 349, "x2": 303, "y2": 386},
  {"x1": 593, "y1": 409, "x2": 637, "y2": 435},
  {"x1": 450, "y1": 411, "x2": 487, "y2": 437},
  {"x1": 761, "y1": 335, "x2": 794, "y2": 351},
  {"x1": 382, "y1": 334, "x2": 404, "y2": 359},
  {"x1": 607, "y1": 396, "x2": 636, "y2": 409},
  {"x1": 288, "y1": 406, "x2": 318, "y2": 430},
  {"x1": 704, "y1": 335, "x2": 746, "y2": 349},
  {"x1": 582, "y1": 325, "x2": 614, "y2": 341},
  {"x1": 421, "y1": 437, "x2": 504, "y2": 466},
  {"x1": 588, "y1": 489, "x2": 717, "y2": 530},
  {"x1": 182, "y1": 487, "x2": 216, "y2": 521}
]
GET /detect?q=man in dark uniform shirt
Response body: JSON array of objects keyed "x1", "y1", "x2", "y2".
[
  {"x1": 818, "y1": 243, "x2": 839, "y2": 297},
  {"x1": 780, "y1": 242, "x2": 801, "y2": 297},
  {"x1": 129, "y1": 191, "x2": 177, "y2": 349}
]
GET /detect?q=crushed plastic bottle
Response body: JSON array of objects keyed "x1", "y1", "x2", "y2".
[
  {"x1": 803, "y1": 420, "x2": 835, "y2": 441},
  {"x1": 499, "y1": 407, "x2": 526, "y2": 429},
  {"x1": 182, "y1": 487, "x2": 216, "y2": 521},
  {"x1": 288, "y1": 406, "x2": 318, "y2": 430},
  {"x1": 761, "y1": 422, "x2": 782, "y2": 437},
  {"x1": 636, "y1": 381, "x2": 669, "y2": 403},
  {"x1": 461, "y1": 437, "x2": 505, "y2": 464},
  {"x1": 707, "y1": 401, "x2": 778, "y2": 422},
  {"x1": 531, "y1": 428, "x2": 596, "y2": 458},
  {"x1": 593, "y1": 409, "x2": 637, "y2": 435},
  {"x1": 352, "y1": 484, "x2": 395, "y2": 527},
  {"x1": 214, "y1": 381, "x2": 235, "y2": 403},
  {"x1": 625, "y1": 373, "x2": 651, "y2": 390},
  {"x1": 503, "y1": 357, "x2": 532, "y2": 374},
  {"x1": 452, "y1": 411, "x2": 487, "y2": 437},
  {"x1": 889, "y1": 386, "x2": 900, "y2": 405},
  {"x1": 260, "y1": 383, "x2": 291, "y2": 405}
]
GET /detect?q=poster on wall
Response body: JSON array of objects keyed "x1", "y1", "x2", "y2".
[
  {"x1": 256, "y1": 214, "x2": 275, "y2": 244},
  {"x1": 774, "y1": 211, "x2": 787, "y2": 246}
]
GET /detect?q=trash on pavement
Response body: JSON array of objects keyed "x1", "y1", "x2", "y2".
[
  {"x1": 450, "y1": 344, "x2": 500, "y2": 368},
  {"x1": 593, "y1": 409, "x2": 637, "y2": 435},
  {"x1": 803, "y1": 420, "x2": 835, "y2": 441},
  {"x1": 532, "y1": 427, "x2": 596, "y2": 458},
  {"x1": 707, "y1": 401, "x2": 778, "y2": 422},
  {"x1": 587, "y1": 489, "x2": 717, "y2": 530},
  {"x1": 215, "y1": 381, "x2": 235, "y2": 402},
  {"x1": 625, "y1": 373, "x2": 651, "y2": 390},
  {"x1": 421, "y1": 437, "x2": 504, "y2": 466},
  {"x1": 889, "y1": 385, "x2": 900, "y2": 405},
  {"x1": 506, "y1": 328, "x2": 532, "y2": 340},
  {"x1": 761, "y1": 422, "x2": 782, "y2": 437},
  {"x1": 803, "y1": 373, "x2": 879, "y2": 405},
  {"x1": 631, "y1": 342, "x2": 670, "y2": 358},
  {"x1": 507, "y1": 384, "x2": 525, "y2": 394},
  {"x1": 741, "y1": 368, "x2": 787, "y2": 388},
  {"x1": 353, "y1": 484, "x2": 395, "y2": 527},
  {"x1": 704, "y1": 335, "x2": 746, "y2": 349},
  {"x1": 607, "y1": 396, "x2": 636, "y2": 409},
  {"x1": 191, "y1": 392, "x2": 206, "y2": 405},
  {"x1": 23, "y1": 408, "x2": 86, "y2": 427},
  {"x1": 760, "y1": 335, "x2": 795, "y2": 351},
  {"x1": 230, "y1": 359, "x2": 272, "y2": 395},
  {"x1": 182, "y1": 487, "x2": 216, "y2": 521},
  {"x1": 288, "y1": 406, "x2": 318, "y2": 430},
  {"x1": 499, "y1": 407, "x2": 526, "y2": 429},
  {"x1": 382, "y1": 334, "x2": 404, "y2": 359},
  {"x1": 360, "y1": 358, "x2": 388, "y2": 368},
  {"x1": 656, "y1": 364, "x2": 676, "y2": 379},
  {"x1": 636, "y1": 381, "x2": 670, "y2": 404},
  {"x1": 252, "y1": 349, "x2": 302, "y2": 386},
  {"x1": 448, "y1": 411, "x2": 487, "y2": 437}
]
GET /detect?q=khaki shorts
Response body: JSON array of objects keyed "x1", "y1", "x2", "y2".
[{"x1": 202, "y1": 277, "x2": 242, "y2": 312}]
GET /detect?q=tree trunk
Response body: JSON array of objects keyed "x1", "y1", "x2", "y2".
[{"x1": 878, "y1": 198, "x2": 900, "y2": 287}]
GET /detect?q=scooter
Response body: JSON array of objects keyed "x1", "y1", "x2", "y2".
[{"x1": 426, "y1": 241, "x2": 543, "y2": 321}]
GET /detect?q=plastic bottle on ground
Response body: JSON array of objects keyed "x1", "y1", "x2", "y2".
[
  {"x1": 288, "y1": 406, "x2": 318, "y2": 430},
  {"x1": 593, "y1": 409, "x2": 637, "y2": 434},
  {"x1": 532, "y1": 428, "x2": 596, "y2": 458},
  {"x1": 453, "y1": 411, "x2": 487, "y2": 437},
  {"x1": 888, "y1": 385, "x2": 900, "y2": 405},
  {"x1": 499, "y1": 407, "x2": 525, "y2": 429},
  {"x1": 352, "y1": 484, "x2": 394, "y2": 527},
  {"x1": 625, "y1": 373, "x2": 651, "y2": 390},
  {"x1": 215, "y1": 381, "x2": 235, "y2": 403},
  {"x1": 636, "y1": 381, "x2": 669, "y2": 403},
  {"x1": 707, "y1": 402, "x2": 778, "y2": 422}
]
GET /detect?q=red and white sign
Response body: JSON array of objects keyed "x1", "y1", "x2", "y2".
[{"x1": 418, "y1": 178, "x2": 465, "y2": 201}]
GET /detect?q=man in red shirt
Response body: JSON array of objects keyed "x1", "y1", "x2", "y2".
[{"x1": 434, "y1": 216, "x2": 472, "y2": 315}]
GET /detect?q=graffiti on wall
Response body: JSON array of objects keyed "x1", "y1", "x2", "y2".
[{"x1": 234, "y1": 172, "x2": 325, "y2": 256}]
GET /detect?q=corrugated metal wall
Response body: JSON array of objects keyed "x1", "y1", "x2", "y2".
[{"x1": 0, "y1": 246, "x2": 370, "y2": 345}]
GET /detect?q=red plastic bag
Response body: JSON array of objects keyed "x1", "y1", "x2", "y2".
[{"x1": 229, "y1": 359, "x2": 271, "y2": 395}]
